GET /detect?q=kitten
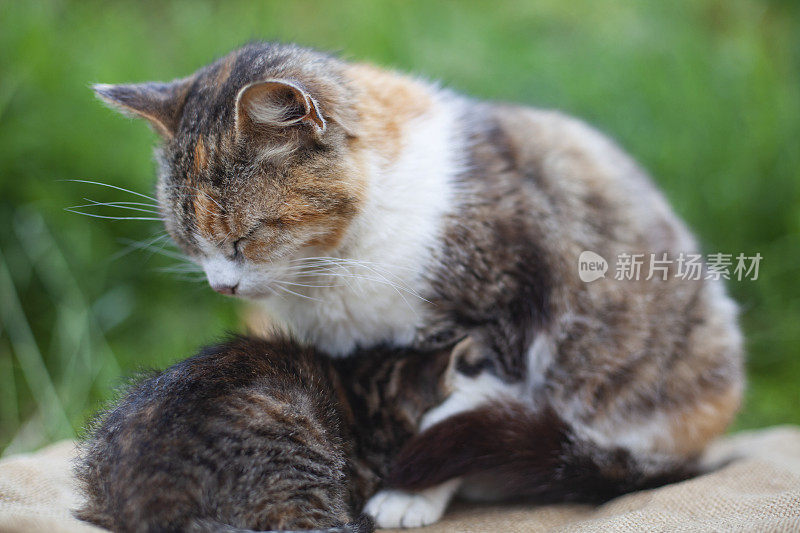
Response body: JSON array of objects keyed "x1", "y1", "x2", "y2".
[
  {"x1": 75, "y1": 334, "x2": 464, "y2": 532},
  {"x1": 94, "y1": 42, "x2": 744, "y2": 527}
]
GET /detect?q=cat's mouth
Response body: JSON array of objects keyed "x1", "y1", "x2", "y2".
[
  {"x1": 201, "y1": 254, "x2": 352, "y2": 301},
  {"x1": 205, "y1": 274, "x2": 306, "y2": 301},
  {"x1": 210, "y1": 282, "x2": 239, "y2": 296},
  {"x1": 206, "y1": 278, "x2": 267, "y2": 299}
]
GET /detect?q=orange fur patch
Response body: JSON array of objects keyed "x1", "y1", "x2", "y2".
[
  {"x1": 193, "y1": 136, "x2": 209, "y2": 172},
  {"x1": 274, "y1": 166, "x2": 365, "y2": 252},
  {"x1": 213, "y1": 55, "x2": 235, "y2": 92},
  {"x1": 240, "y1": 234, "x2": 276, "y2": 262},
  {"x1": 305, "y1": 229, "x2": 348, "y2": 250},
  {"x1": 192, "y1": 187, "x2": 228, "y2": 239},
  {"x1": 666, "y1": 385, "x2": 742, "y2": 455},
  {"x1": 345, "y1": 63, "x2": 434, "y2": 165},
  {"x1": 294, "y1": 194, "x2": 359, "y2": 250}
]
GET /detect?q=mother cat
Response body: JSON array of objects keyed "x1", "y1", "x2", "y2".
[{"x1": 94, "y1": 42, "x2": 743, "y2": 528}]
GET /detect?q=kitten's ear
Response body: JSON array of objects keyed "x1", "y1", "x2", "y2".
[
  {"x1": 92, "y1": 80, "x2": 189, "y2": 139},
  {"x1": 235, "y1": 79, "x2": 326, "y2": 136},
  {"x1": 441, "y1": 336, "x2": 481, "y2": 392}
]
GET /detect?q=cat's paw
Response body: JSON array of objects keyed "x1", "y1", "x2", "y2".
[{"x1": 363, "y1": 489, "x2": 447, "y2": 528}]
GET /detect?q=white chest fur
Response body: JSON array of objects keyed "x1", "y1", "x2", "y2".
[{"x1": 259, "y1": 97, "x2": 465, "y2": 355}]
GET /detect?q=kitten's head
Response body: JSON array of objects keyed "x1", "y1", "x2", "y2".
[{"x1": 95, "y1": 43, "x2": 365, "y2": 298}]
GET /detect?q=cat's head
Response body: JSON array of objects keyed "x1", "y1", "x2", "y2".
[
  {"x1": 94, "y1": 43, "x2": 366, "y2": 298},
  {"x1": 349, "y1": 336, "x2": 482, "y2": 430}
]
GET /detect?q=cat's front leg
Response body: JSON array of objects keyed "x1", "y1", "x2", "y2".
[{"x1": 363, "y1": 478, "x2": 461, "y2": 528}]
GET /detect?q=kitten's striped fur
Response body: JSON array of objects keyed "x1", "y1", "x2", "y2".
[
  {"x1": 75, "y1": 335, "x2": 460, "y2": 532},
  {"x1": 95, "y1": 42, "x2": 743, "y2": 527}
]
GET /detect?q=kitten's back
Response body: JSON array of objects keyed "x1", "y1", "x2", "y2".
[{"x1": 75, "y1": 336, "x2": 368, "y2": 532}]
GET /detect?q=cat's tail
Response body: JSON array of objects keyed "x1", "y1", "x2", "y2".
[{"x1": 387, "y1": 401, "x2": 699, "y2": 503}]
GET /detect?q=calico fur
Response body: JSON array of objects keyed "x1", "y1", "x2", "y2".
[{"x1": 94, "y1": 42, "x2": 744, "y2": 527}]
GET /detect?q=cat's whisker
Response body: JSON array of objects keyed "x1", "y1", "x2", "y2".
[
  {"x1": 110, "y1": 232, "x2": 171, "y2": 261},
  {"x1": 272, "y1": 282, "x2": 323, "y2": 302},
  {"x1": 284, "y1": 261, "x2": 377, "y2": 287},
  {"x1": 170, "y1": 274, "x2": 208, "y2": 283},
  {"x1": 81, "y1": 198, "x2": 159, "y2": 208},
  {"x1": 275, "y1": 264, "x2": 352, "y2": 275},
  {"x1": 272, "y1": 279, "x2": 341, "y2": 289},
  {"x1": 287, "y1": 257, "x2": 401, "y2": 277},
  {"x1": 60, "y1": 179, "x2": 157, "y2": 201},
  {"x1": 290, "y1": 267, "x2": 429, "y2": 305},
  {"x1": 64, "y1": 208, "x2": 162, "y2": 222},
  {"x1": 289, "y1": 256, "x2": 419, "y2": 274},
  {"x1": 289, "y1": 258, "x2": 426, "y2": 301},
  {"x1": 117, "y1": 238, "x2": 193, "y2": 262},
  {"x1": 263, "y1": 284, "x2": 285, "y2": 301},
  {"x1": 343, "y1": 267, "x2": 427, "y2": 311},
  {"x1": 336, "y1": 260, "x2": 421, "y2": 287},
  {"x1": 331, "y1": 274, "x2": 421, "y2": 299},
  {"x1": 157, "y1": 264, "x2": 205, "y2": 274},
  {"x1": 284, "y1": 265, "x2": 360, "y2": 292},
  {"x1": 80, "y1": 198, "x2": 160, "y2": 211},
  {"x1": 289, "y1": 258, "x2": 417, "y2": 284},
  {"x1": 68, "y1": 200, "x2": 161, "y2": 215},
  {"x1": 303, "y1": 258, "x2": 427, "y2": 302}
]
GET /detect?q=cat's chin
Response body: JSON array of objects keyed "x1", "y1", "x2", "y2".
[
  {"x1": 233, "y1": 287, "x2": 270, "y2": 300},
  {"x1": 233, "y1": 283, "x2": 288, "y2": 301}
]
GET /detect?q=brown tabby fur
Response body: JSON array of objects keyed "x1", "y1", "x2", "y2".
[{"x1": 75, "y1": 335, "x2": 460, "y2": 532}]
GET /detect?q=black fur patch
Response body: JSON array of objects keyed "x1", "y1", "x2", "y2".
[{"x1": 388, "y1": 401, "x2": 697, "y2": 504}]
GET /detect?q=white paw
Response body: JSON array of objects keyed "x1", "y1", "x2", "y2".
[{"x1": 363, "y1": 489, "x2": 447, "y2": 529}]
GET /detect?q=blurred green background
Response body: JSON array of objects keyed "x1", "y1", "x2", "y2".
[{"x1": 1, "y1": 0, "x2": 798, "y2": 454}]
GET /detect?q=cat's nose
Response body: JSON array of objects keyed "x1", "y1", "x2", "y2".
[
  {"x1": 211, "y1": 283, "x2": 238, "y2": 295},
  {"x1": 202, "y1": 256, "x2": 241, "y2": 296}
]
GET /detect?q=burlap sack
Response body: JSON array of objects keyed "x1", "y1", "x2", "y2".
[{"x1": 1, "y1": 427, "x2": 799, "y2": 532}]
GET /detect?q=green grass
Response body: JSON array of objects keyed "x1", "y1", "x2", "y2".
[{"x1": 0, "y1": 0, "x2": 798, "y2": 453}]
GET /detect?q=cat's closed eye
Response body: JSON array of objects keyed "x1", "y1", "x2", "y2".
[{"x1": 231, "y1": 238, "x2": 244, "y2": 261}]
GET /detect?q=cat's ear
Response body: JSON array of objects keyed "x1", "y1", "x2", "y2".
[
  {"x1": 441, "y1": 336, "x2": 483, "y2": 392},
  {"x1": 235, "y1": 79, "x2": 326, "y2": 136},
  {"x1": 92, "y1": 81, "x2": 189, "y2": 139},
  {"x1": 431, "y1": 336, "x2": 475, "y2": 396}
]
